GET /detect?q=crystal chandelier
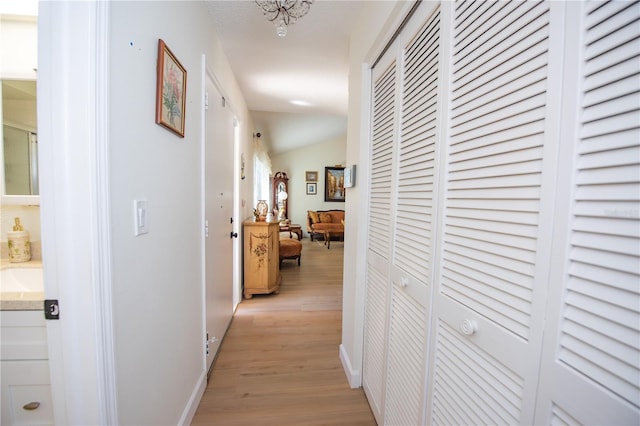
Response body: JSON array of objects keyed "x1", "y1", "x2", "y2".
[{"x1": 255, "y1": 0, "x2": 314, "y2": 37}]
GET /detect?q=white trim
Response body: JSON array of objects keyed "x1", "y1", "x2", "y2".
[
  {"x1": 352, "y1": 62, "x2": 374, "y2": 389},
  {"x1": 200, "y1": 54, "x2": 207, "y2": 374},
  {"x1": 178, "y1": 371, "x2": 207, "y2": 425},
  {"x1": 232, "y1": 117, "x2": 242, "y2": 309},
  {"x1": 1, "y1": 195, "x2": 39, "y2": 205},
  {"x1": 93, "y1": 1, "x2": 118, "y2": 423},
  {"x1": 39, "y1": 1, "x2": 114, "y2": 423},
  {"x1": 339, "y1": 344, "x2": 361, "y2": 388}
]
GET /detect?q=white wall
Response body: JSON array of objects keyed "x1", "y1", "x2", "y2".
[
  {"x1": 108, "y1": 2, "x2": 252, "y2": 424},
  {"x1": 270, "y1": 134, "x2": 346, "y2": 232}
]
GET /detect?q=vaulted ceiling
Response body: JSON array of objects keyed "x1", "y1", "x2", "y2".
[{"x1": 205, "y1": 0, "x2": 364, "y2": 155}]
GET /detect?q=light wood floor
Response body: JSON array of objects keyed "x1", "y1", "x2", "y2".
[{"x1": 191, "y1": 237, "x2": 376, "y2": 425}]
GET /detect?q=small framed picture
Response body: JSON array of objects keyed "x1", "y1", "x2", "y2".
[
  {"x1": 305, "y1": 171, "x2": 318, "y2": 182},
  {"x1": 306, "y1": 182, "x2": 317, "y2": 195},
  {"x1": 156, "y1": 39, "x2": 187, "y2": 137}
]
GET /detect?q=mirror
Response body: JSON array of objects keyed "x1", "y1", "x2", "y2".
[
  {"x1": 2, "y1": 80, "x2": 39, "y2": 204},
  {"x1": 272, "y1": 171, "x2": 289, "y2": 222}
]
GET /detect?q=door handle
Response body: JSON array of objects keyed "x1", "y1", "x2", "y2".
[{"x1": 230, "y1": 232, "x2": 238, "y2": 239}]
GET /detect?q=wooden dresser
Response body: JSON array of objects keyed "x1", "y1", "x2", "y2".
[{"x1": 243, "y1": 220, "x2": 281, "y2": 299}]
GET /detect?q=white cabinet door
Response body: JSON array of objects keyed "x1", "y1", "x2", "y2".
[{"x1": 535, "y1": 1, "x2": 640, "y2": 424}]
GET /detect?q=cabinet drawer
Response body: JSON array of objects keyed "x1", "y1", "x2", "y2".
[
  {"x1": 0, "y1": 311, "x2": 48, "y2": 360},
  {"x1": 1, "y1": 360, "x2": 53, "y2": 425}
]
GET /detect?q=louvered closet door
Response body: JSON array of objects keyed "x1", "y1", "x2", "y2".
[
  {"x1": 534, "y1": 2, "x2": 640, "y2": 424},
  {"x1": 428, "y1": 1, "x2": 559, "y2": 424},
  {"x1": 385, "y1": 4, "x2": 442, "y2": 426},
  {"x1": 362, "y1": 47, "x2": 397, "y2": 424}
]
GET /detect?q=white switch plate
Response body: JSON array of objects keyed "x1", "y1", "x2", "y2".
[{"x1": 134, "y1": 200, "x2": 149, "y2": 236}]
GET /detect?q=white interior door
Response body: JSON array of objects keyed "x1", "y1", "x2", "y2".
[
  {"x1": 384, "y1": 4, "x2": 442, "y2": 425},
  {"x1": 204, "y1": 69, "x2": 235, "y2": 373},
  {"x1": 362, "y1": 43, "x2": 397, "y2": 425},
  {"x1": 363, "y1": 5, "x2": 443, "y2": 424},
  {"x1": 427, "y1": 2, "x2": 561, "y2": 423}
]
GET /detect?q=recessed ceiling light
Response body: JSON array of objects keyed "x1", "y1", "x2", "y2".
[{"x1": 290, "y1": 100, "x2": 312, "y2": 106}]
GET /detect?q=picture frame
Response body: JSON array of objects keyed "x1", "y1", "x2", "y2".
[
  {"x1": 306, "y1": 182, "x2": 317, "y2": 195},
  {"x1": 305, "y1": 171, "x2": 318, "y2": 182},
  {"x1": 324, "y1": 166, "x2": 345, "y2": 202},
  {"x1": 344, "y1": 165, "x2": 356, "y2": 188},
  {"x1": 155, "y1": 39, "x2": 187, "y2": 137}
]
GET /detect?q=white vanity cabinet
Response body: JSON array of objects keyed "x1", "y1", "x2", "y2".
[{"x1": 1, "y1": 310, "x2": 53, "y2": 425}]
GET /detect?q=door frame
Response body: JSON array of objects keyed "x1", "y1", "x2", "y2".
[{"x1": 39, "y1": 1, "x2": 117, "y2": 424}]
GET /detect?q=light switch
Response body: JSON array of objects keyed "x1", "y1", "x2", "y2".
[{"x1": 134, "y1": 200, "x2": 149, "y2": 236}]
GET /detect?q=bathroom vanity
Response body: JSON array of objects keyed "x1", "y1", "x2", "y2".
[{"x1": 0, "y1": 262, "x2": 53, "y2": 425}]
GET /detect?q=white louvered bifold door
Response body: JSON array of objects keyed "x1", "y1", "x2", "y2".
[
  {"x1": 534, "y1": 1, "x2": 640, "y2": 424},
  {"x1": 428, "y1": 1, "x2": 561, "y2": 424},
  {"x1": 362, "y1": 47, "x2": 397, "y2": 424},
  {"x1": 385, "y1": 5, "x2": 442, "y2": 425}
]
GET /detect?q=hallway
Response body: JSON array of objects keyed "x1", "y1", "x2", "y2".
[{"x1": 192, "y1": 237, "x2": 375, "y2": 425}]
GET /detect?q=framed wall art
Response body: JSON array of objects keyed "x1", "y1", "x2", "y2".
[
  {"x1": 305, "y1": 171, "x2": 318, "y2": 182},
  {"x1": 324, "y1": 166, "x2": 345, "y2": 202},
  {"x1": 156, "y1": 39, "x2": 187, "y2": 137},
  {"x1": 306, "y1": 182, "x2": 317, "y2": 195}
]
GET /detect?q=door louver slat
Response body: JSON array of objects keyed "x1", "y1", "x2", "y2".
[
  {"x1": 385, "y1": 285, "x2": 428, "y2": 426},
  {"x1": 432, "y1": 322, "x2": 524, "y2": 425},
  {"x1": 393, "y1": 9, "x2": 441, "y2": 282},
  {"x1": 363, "y1": 263, "x2": 390, "y2": 417},
  {"x1": 369, "y1": 63, "x2": 396, "y2": 259},
  {"x1": 554, "y1": 0, "x2": 640, "y2": 413},
  {"x1": 441, "y1": 1, "x2": 551, "y2": 340}
]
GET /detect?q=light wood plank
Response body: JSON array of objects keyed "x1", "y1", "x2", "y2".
[{"x1": 192, "y1": 238, "x2": 376, "y2": 425}]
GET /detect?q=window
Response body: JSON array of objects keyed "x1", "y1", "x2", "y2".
[
  {"x1": 253, "y1": 135, "x2": 272, "y2": 209},
  {"x1": 253, "y1": 155, "x2": 270, "y2": 208}
]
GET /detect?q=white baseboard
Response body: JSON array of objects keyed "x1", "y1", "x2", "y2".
[
  {"x1": 339, "y1": 344, "x2": 361, "y2": 388},
  {"x1": 178, "y1": 371, "x2": 206, "y2": 425}
]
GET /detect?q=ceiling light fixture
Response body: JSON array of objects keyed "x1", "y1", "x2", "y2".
[
  {"x1": 290, "y1": 100, "x2": 312, "y2": 106},
  {"x1": 255, "y1": 0, "x2": 313, "y2": 37}
]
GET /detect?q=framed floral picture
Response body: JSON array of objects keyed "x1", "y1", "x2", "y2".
[
  {"x1": 305, "y1": 171, "x2": 318, "y2": 182},
  {"x1": 156, "y1": 39, "x2": 187, "y2": 137}
]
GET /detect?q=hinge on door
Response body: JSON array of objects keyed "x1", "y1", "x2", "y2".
[
  {"x1": 204, "y1": 92, "x2": 209, "y2": 110},
  {"x1": 221, "y1": 96, "x2": 226, "y2": 107}
]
